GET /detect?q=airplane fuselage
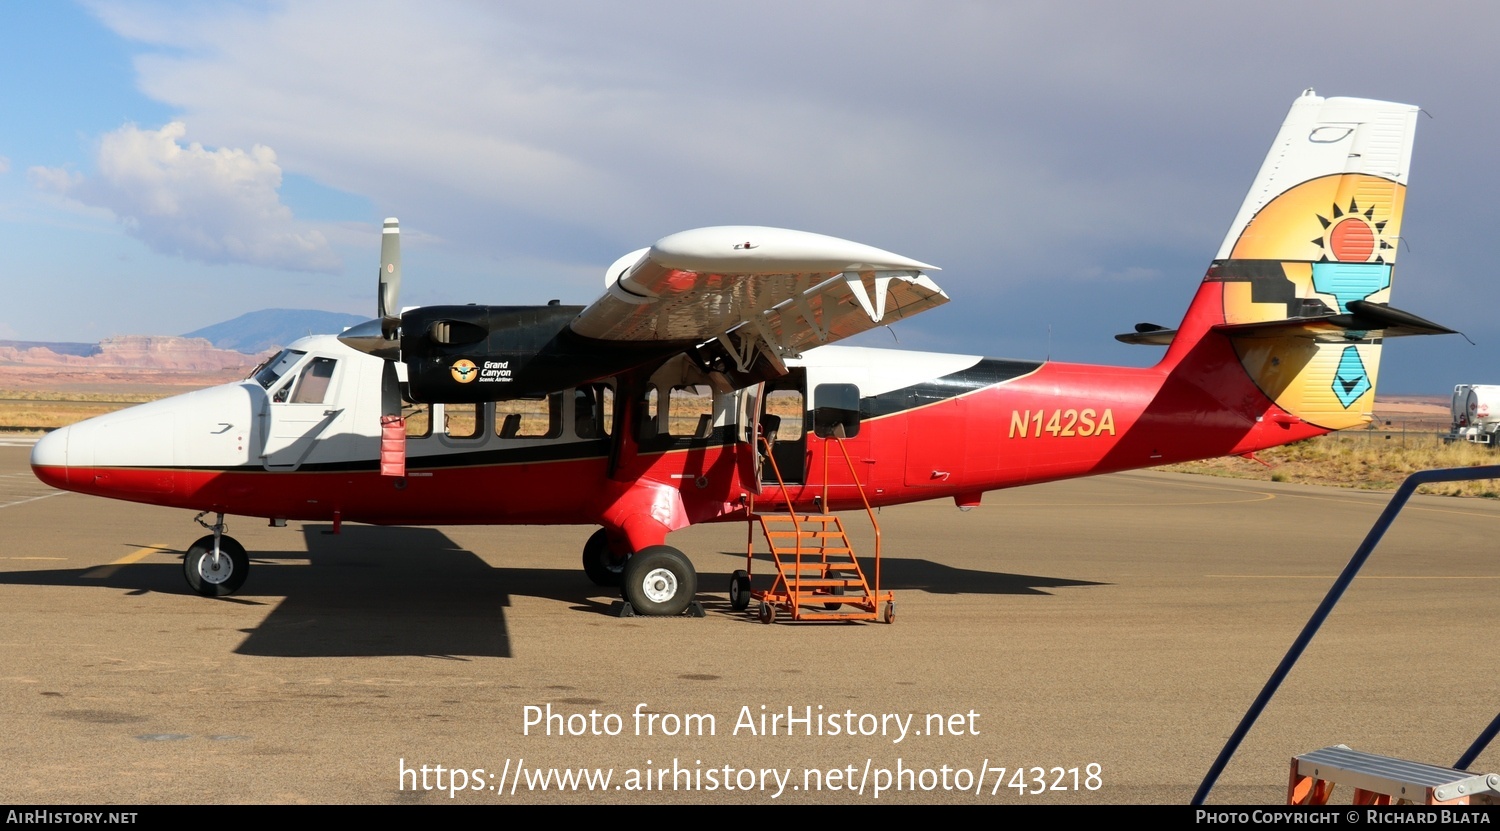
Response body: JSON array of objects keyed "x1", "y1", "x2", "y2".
[{"x1": 30, "y1": 329, "x2": 1326, "y2": 533}]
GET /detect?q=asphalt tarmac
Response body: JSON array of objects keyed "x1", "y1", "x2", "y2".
[{"x1": 3, "y1": 441, "x2": 1498, "y2": 805}]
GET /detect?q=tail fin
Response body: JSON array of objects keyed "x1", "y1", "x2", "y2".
[{"x1": 1151, "y1": 90, "x2": 1439, "y2": 430}]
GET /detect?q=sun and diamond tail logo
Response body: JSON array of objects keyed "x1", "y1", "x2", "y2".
[
  {"x1": 1220, "y1": 174, "x2": 1405, "y2": 420},
  {"x1": 1313, "y1": 197, "x2": 1393, "y2": 409},
  {"x1": 1310, "y1": 197, "x2": 1393, "y2": 409}
]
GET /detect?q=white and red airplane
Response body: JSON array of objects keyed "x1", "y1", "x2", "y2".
[{"x1": 30, "y1": 90, "x2": 1452, "y2": 617}]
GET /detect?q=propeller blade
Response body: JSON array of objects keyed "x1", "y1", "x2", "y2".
[{"x1": 378, "y1": 217, "x2": 402, "y2": 337}]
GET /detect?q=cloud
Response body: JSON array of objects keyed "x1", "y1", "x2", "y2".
[
  {"x1": 30, "y1": 121, "x2": 339, "y2": 273},
  {"x1": 0, "y1": 156, "x2": 10, "y2": 175},
  {"x1": 80, "y1": 4, "x2": 1085, "y2": 266},
  {"x1": 59, "y1": 1, "x2": 1500, "y2": 393}
]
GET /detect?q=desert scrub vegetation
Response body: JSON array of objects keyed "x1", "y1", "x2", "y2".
[
  {"x1": 1158, "y1": 431, "x2": 1500, "y2": 498},
  {"x1": 0, "y1": 390, "x2": 164, "y2": 432}
]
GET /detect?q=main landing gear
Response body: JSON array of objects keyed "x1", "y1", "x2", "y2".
[
  {"x1": 581, "y1": 529, "x2": 628, "y2": 587},
  {"x1": 582, "y1": 531, "x2": 702, "y2": 617},
  {"x1": 621, "y1": 546, "x2": 698, "y2": 617},
  {"x1": 183, "y1": 512, "x2": 248, "y2": 597}
]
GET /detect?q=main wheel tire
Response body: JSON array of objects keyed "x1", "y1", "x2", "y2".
[
  {"x1": 581, "y1": 529, "x2": 627, "y2": 587},
  {"x1": 822, "y1": 574, "x2": 847, "y2": 611},
  {"x1": 621, "y1": 546, "x2": 697, "y2": 617},
  {"x1": 183, "y1": 534, "x2": 249, "y2": 597},
  {"x1": 729, "y1": 570, "x2": 751, "y2": 611}
]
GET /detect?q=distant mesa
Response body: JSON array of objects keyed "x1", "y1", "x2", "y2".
[
  {"x1": 0, "y1": 309, "x2": 369, "y2": 391},
  {"x1": 182, "y1": 308, "x2": 370, "y2": 354},
  {"x1": 0, "y1": 335, "x2": 258, "y2": 371}
]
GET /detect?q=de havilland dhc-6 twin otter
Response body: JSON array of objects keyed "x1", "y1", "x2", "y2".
[{"x1": 30, "y1": 90, "x2": 1455, "y2": 619}]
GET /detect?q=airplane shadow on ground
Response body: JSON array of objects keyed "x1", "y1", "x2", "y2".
[
  {"x1": 707, "y1": 549, "x2": 1108, "y2": 598},
  {"x1": 0, "y1": 525, "x2": 1107, "y2": 659}
]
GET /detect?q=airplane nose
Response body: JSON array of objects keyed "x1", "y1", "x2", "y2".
[{"x1": 29, "y1": 425, "x2": 71, "y2": 488}]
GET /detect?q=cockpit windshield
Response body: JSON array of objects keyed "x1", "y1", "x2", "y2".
[{"x1": 253, "y1": 349, "x2": 306, "y2": 389}]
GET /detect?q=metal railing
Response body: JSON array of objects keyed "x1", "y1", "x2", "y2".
[{"x1": 1193, "y1": 465, "x2": 1500, "y2": 805}]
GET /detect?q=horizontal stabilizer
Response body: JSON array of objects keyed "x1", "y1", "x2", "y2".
[
  {"x1": 1118, "y1": 302, "x2": 1453, "y2": 346},
  {"x1": 1115, "y1": 323, "x2": 1176, "y2": 346},
  {"x1": 1214, "y1": 300, "x2": 1455, "y2": 342}
]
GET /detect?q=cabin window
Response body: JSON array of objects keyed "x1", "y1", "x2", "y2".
[
  {"x1": 496, "y1": 394, "x2": 563, "y2": 439},
  {"x1": 813, "y1": 383, "x2": 861, "y2": 438},
  {"x1": 404, "y1": 401, "x2": 432, "y2": 438},
  {"x1": 575, "y1": 385, "x2": 613, "y2": 438},
  {"x1": 762, "y1": 388, "x2": 805, "y2": 444},
  {"x1": 442, "y1": 403, "x2": 483, "y2": 439},
  {"x1": 289, "y1": 357, "x2": 337, "y2": 404},
  {"x1": 254, "y1": 349, "x2": 305, "y2": 390},
  {"x1": 637, "y1": 388, "x2": 661, "y2": 442},
  {"x1": 667, "y1": 385, "x2": 717, "y2": 439}
]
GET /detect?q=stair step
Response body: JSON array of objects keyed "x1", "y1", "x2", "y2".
[
  {"x1": 768, "y1": 556, "x2": 856, "y2": 564},
  {"x1": 778, "y1": 581, "x2": 864, "y2": 591},
  {"x1": 752, "y1": 475, "x2": 886, "y2": 622},
  {"x1": 759, "y1": 514, "x2": 841, "y2": 523}
]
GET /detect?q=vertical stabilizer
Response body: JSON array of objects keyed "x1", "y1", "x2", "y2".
[{"x1": 1168, "y1": 90, "x2": 1420, "y2": 430}]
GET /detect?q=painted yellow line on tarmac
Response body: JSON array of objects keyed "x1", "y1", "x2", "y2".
[{"x1": 82, "y1": 544, "x2": 173, "y2": 579}]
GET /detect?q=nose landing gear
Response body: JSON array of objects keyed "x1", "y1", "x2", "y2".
[{"x1": 183, "y1": 512, "x2": 248, "y2": 596}]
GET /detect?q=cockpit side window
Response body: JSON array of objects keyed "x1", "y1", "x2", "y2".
[
  {"x1": 254, "y1": 349, "x2": 305, "y2": 390},
  {"x1": 289, "y1": 357, "x2": 337, "y2": 404}
]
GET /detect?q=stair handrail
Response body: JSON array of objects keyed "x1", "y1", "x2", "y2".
[
  {"x1": 826, "y1": 428, "x2": 882, "y2": 600},
  {"x1": 757, "y1": 433, "x2": 806, "y2": 598}
]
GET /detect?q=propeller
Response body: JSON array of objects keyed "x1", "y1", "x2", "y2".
[
  {"x1": 336, "y1": 218, "x2": 407, "y2": 476},
  {"x1": 338, "y1": 218, "x2": 403, "y2": 360}
]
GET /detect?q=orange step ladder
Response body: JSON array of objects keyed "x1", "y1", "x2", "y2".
[{"x1": 733, "y1": 428, "x2": 894, "y2": 624}]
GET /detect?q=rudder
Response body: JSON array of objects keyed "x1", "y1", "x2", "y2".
[{"x1": 1169, "y1": 90, "x2": 1422, "y2": 431}]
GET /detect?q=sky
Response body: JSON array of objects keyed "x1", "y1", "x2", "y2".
[{"x1": 1, "y1": 1, "x2": 1497, "y2": 394}]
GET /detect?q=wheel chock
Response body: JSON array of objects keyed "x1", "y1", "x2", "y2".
[{"x1": 613, "y1": 600, "x2": 705, "y2": 618}]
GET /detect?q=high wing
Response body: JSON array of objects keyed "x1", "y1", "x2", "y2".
[
  {"x1": 571, "y1": 226, "x2": 947, "y2": 380},
  {"x1": 344, "y1": 223, "x2": 948, "y2": 405}
]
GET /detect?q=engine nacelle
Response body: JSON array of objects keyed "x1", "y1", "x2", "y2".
[{"x1": 400, "y1": 304, "x2": 676, "y2": 403}]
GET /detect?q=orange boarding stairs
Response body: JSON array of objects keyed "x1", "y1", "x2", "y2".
[{"x1": 733, "y1": 426, "x2": 895, "y2": 624}]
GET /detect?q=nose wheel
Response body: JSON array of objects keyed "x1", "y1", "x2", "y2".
[
  {"x1": 184, "y1": 511, "x2": 249, "y2": 597},
  {"x1": 183, "y1": 534, "x2": 249, "y2": 596}
]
